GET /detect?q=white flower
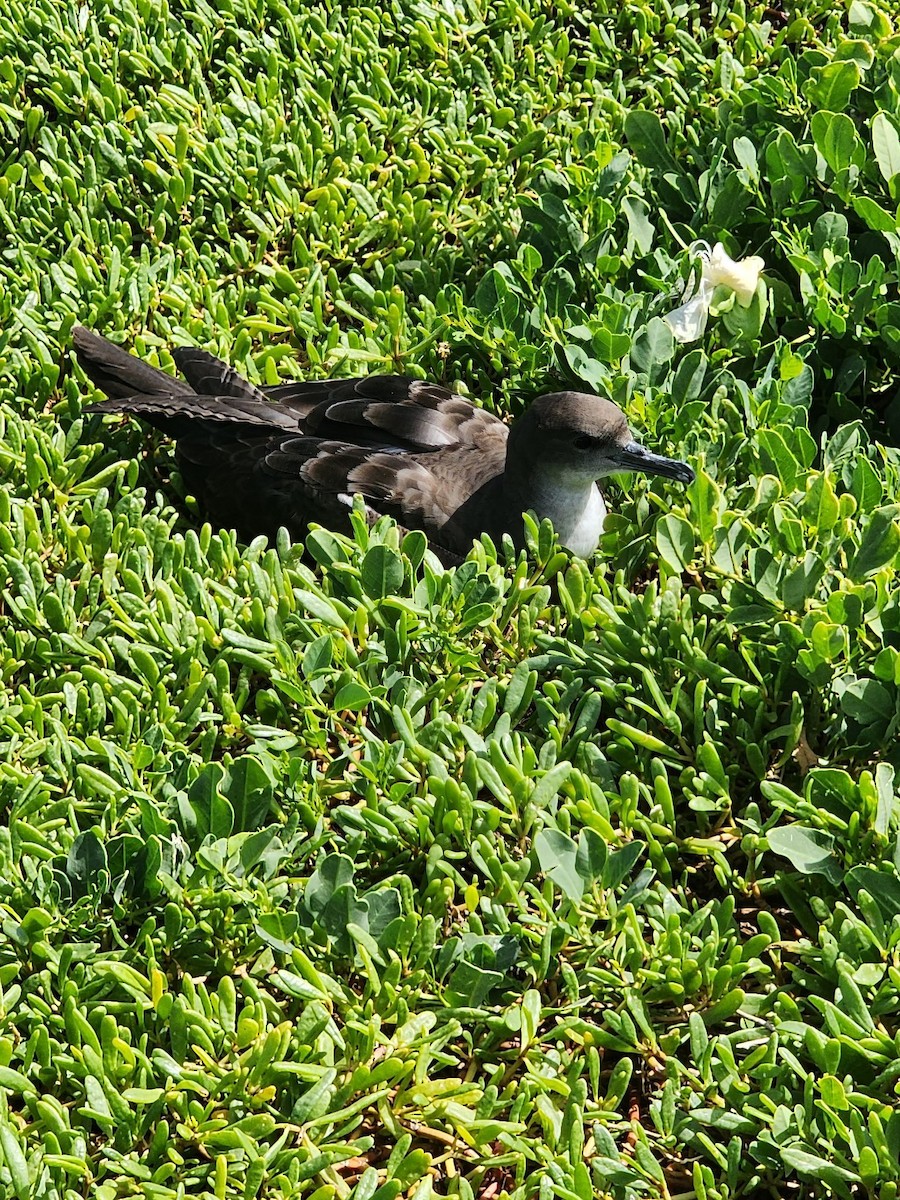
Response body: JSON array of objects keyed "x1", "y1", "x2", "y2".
[
  {"x1": 705, "y1": 242, "x2": 766, "y2": 306},
  {"x1": 664, "y1": 279, "x2": 713, "y2": 343},
  {"x1": 664, "y1": 241, "x2": 765, "y2": 343}
]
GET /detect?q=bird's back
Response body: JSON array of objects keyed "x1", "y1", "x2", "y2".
[{"x1": 73, "y1": 328, "x2": 510, "y2": 556}]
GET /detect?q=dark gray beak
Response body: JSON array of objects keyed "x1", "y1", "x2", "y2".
[{"x1": 611, "y1": 441, "x2": 695, "y2": 484}]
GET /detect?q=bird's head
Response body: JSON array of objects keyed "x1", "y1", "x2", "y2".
[{"x1": 507, "y1": 391, "x2": 695, "y2": 487}]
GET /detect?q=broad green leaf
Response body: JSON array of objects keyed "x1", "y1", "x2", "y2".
[
  {"x1": 810, "y1": 621, "x2": 846, "y2": 662},
  {"x1": 306, "y1": 528, "x2": 350, "y2": 566},
  {"x1": 748, "y1": 547, "x2": 781, "y2": 602},
  {"x1": 811, "y1": 110, "x2": 865, "y2": 174},
  {"x1": 535, "y1": 828, "x2": 584, "y2": 900},
  {"x1": 364, "y1": 888, "x2": 402, "y2": 941},
  {"x1": 671, "y1": 349, "x2": 708, "y2": 405},
  {"x1": 563, "y1": 343, "x2": 609, "y2": 391},
  {"x1": 66, "y1": 831, "x2": 108, "y2": 892},
  {"x1": 593, "y1": 326, "x2": 631, "y2": 362},
  {"x1": 732, "y1": 135, "x2": 758, "y2": 180},
  {"x1": 622, "y1": 195, "x2": 654, "y2": 255},
  {"x1": 757, "y1": 429, "x2": 800, "y2": 489},
  {"x1": 834, "y1": 38, "x2": 875, "y2": 67},
  {"x1": 806, "y1": 60, "x2": 860, "y2": 112},
  {"x1": 402, "y1": 528, "x2": 427, "y2": 569},
  {"x1": 239, "y1": 828, "x2": 286, "y2": 876},
  {"x1": 819, "y1": 1075, "x2": 848, "y2": 1110},
  {"x1": 361, "y1": 544, "x2": 404, "y2": 598},
  {"x1": 852, "y1": 195, "x2": 898, "y2": 232},
  {"x1": 656, "y1": 514, "x2": 695, "y2": 573},
  {"x1": 806, "y1": 768, "x2": 858, "y2": 810},
  {"x1": 304, "y1": 854, "x2": 355, "y2": 916},
  {"x1": 519, "y1": 192, "x2": 586, "y2": 258},
  {"x1": 850, "y1": 457, "x2": 883, "y2": 509},
  {"x1": 780, "y1": 552, "x2": 826, "y2": 610},
  {"x1": 445, "y1": 961, "x2": 505, "y2": 1007},
  {"x1": 838, "y1": 677, "x2": 895, "y2": 726},
  {"x1": 848, "y1": 0, "x2": 892, "y2": 36},
  {"x1": 542, "y1": 266, "x2": 575, "y2": 317},
  {"x1": 188, "y1": 763, "x2": 234, "y2": 841},
  {"x1": 602, "y1": 842, "x2": 645, "y2": 890},
  {"x1": 334, "y1": 680, "x2": 371, "y2": 709},
  {"x1": 225, "y1": 756, "x2": 276, "y2": 834},
  {"x1": 319, "y1": 884, "x2": 370, "y2": 949},
  {"x1": 630, "y1": 317, "x2": 675, "y2": 379},
  {"x1": 623, "y1": 110, "x2": 678, "y2": 174},
  {"x1": 780, "y1": 1147, "x2": 859, "y2": 1184},
  {"x1": 721, "y1": 280, "x2": 766, "y2": 340},
  {"x1": 255, "y1": 911, "x2": 300, "y2": 954},
  {"x1": 767, "y1": 825, "x2": 842, "y2": 884},
  {"x1": 872, "y1": 112, "x2": 900, "y2": 185},
  {"x1": 848, "y1": 507, "x2": 900, "y2": 580},
  {"x1": 712, "y1": 522, "x2": 748, "y2": 574},
  {"x1": 575, "y1": 827, "x2": 608, "y2": 883},
  {"x1": 293, "y1": 589, "x2": 348, "y2": 627},
  {"x1": 846, "y1": 866, "x2": 900, "y2": 920},
  {"x1": 302, "y1": 632, "x2": 333, "y2": 677},
  {"x1": 874, "y1": 762, "x2": 894, "y2": 836}
]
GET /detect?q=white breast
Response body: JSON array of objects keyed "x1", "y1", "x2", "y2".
[
  {"x1": 562, "y1": 484, "x2": 607, "y2": 556},
  {"x1": 527, "y1": 480, "x2": 607, "y2": 557}
]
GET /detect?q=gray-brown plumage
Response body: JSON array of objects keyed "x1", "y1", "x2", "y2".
[{"x1": 72, "y1": 326, "x2": 694, "y2": 562}]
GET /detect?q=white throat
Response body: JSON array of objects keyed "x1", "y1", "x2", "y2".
[{"x1": 517, "y1": 476, "x2": 607, "y2": 557}]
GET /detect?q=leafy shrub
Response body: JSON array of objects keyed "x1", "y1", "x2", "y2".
[{"x1": 2, "y1": 1, "x2": 900, "y2": 1199}]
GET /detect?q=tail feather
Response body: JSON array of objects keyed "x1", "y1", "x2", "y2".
[
  {"x1": 73, "y1": 327, "x2": 302, "y2": 435},
  {"x1": 83, "y1": 390, "x2": 302, "y2": 432},
  {"x1": 172, "y1": 347, "x2": 269, "y2": 404},
  {"x1": 72, "y1": 326, "x2": 192, "y2": 399}
]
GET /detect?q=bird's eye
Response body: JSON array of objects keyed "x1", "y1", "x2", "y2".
[{"x1": 574, "y1": 435, "x2": 599, "y2": 451}]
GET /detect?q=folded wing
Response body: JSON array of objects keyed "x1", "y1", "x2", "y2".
[{"x1": 73, "y1": 327, "x2": 509, "y2": 552}]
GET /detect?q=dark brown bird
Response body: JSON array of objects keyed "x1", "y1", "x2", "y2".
[{"x1": 73, "y1": 326, "x2": 693, "y2": 562}]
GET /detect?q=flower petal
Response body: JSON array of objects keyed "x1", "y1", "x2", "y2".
[
  {"x1": 705, "y1": 242, "x2": 765, "y2": 307},
  {"x1": 663, "y1": 281, "x2": 713, "y2": 343}
]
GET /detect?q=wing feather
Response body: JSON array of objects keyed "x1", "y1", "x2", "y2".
[{"x1": 74, "y1": 326, "x2": 511, "y2": 559}]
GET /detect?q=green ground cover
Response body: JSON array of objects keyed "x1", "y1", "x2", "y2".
[{"x1": 2, "y1": 0, "x2": 900, "y2": 1196}]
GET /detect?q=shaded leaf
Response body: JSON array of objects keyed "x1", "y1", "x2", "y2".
[{"x1": 767, "y1": 825, "x2": 842, "y2": 884}]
